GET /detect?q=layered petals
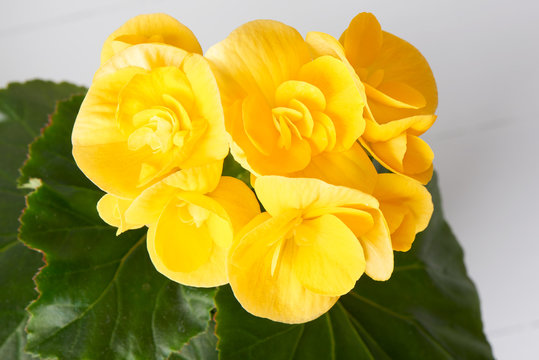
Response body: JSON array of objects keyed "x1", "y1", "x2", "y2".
[
  {"x1": 100, "y1": 13, "x2": 202, "y2": 64},
  {"x1": 373, "y1": 173, "x2": 433, "y2": 251},
  {"x1": 228, "y1": 176, "x2": 392, "y2": 323},
  {"x1": 206, "y1": 20, "x2": 365, "y2": 177},
  {"x1": 73, "y1": 44, "x2": 228, "y2": 198},
  {"x1": 307, "y1": 12, "x2": 437, "y2": 183}
]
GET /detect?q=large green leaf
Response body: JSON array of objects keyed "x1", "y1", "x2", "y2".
[
  {"x1": 174, "y1": 320, "x2": 218, "y2": 360},
  {"x1": 0, "y1": 81, "x2": 85, "y2": 359},
  {"x1": 215, "y1": 174, "x2": 494, "y2": 359},
  {"x1": 19, "y1": 95, "x2": 216, "y2": 359}
]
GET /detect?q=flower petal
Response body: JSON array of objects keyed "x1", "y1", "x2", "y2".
[
  {"x1": 357, "y1": 208, "x2": 394, "y2": 280},
  {"x1": 228, "y1": 212, "x2": 338, "y2": 323},
  {"x1": 205, "y1": 20, "x2": 311, "y2": 103},
  {"x1": 147, "y1": 193, "x2": 233, "y2": 287},
  {"x1": 255, "y1": 176, "x2": 378, "y2": 217},
  {"x1": 291, "y1": 142, "x2": 377, "y2": 193},
  {"x1": 374, "y1": 173, "x2": 433, "y2": 251},
  {"x1": 100, "y1": 13, "x2": 202, "y2": 64},
  {"x1": 180, "y1": 54, "x2": 229, "y2": 167},
  {"x1": 293, "y1": 214, "x2": 365, "y2": 296},
  {"x1": 342, "y1": 12, "x2": 383, "y2": 68},
  {"x1": 97, "y1": 194, "x2": 143, "y2": 234},
  {"x1": 207, "y1": 176, "x2": 261, "y2": 232},
  {"x1": 298, "y1": 56, "x2": 365, "y2": 150},
  {"x1": 147, "y1": 225, "x2": 228, "y2": 288}
]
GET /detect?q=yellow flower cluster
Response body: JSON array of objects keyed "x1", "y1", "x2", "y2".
[{"x1": 72, "y1": 12, "x2": 436, "y2": 324}]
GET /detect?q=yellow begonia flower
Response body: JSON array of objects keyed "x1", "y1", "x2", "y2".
[
  {"x1": 228, "y1": 176, "x2": 392, "y2": 323},
  {"x1": 98, "y1": 162, "x2": 260, "y2": 287},
  {"x1": 205, "y1": 20, "x2": 367, "y2": 178},
  {"x1": 72, "y1": 43, "x2": 229, "y2": 199},
  {"x1": 100, "y1": 13, "x2": 202, "y2": 64},
  {"x1": 285, "y1": 141, "x2": 433, "y2": 250},
  {"x1": 307, "y1": 12, "x2": 438, "y2": 184}
]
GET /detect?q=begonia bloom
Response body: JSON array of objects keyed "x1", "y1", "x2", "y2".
[
  {"x1": 98, "y1": 162, "x2": 260, "y2": 287},
  {"x1": 205, "y1": 20, "x2": 367, "y2": 178},
  {"x1": 73, "y1": 43, "x2": 229, "y2": 199},
  {"x1": 100, "y1": 13, "x2": 202, "y2": 64},
  {"x1": 228, "y1": 176, "x2": 392, "y2": 323},
  {"x1": 307, "y1": 13, "x2": 437, "y2": 184}
]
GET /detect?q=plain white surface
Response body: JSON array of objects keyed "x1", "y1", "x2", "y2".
[{"x1": 2, "y1": 1, "x2": 538, "y2": 358}]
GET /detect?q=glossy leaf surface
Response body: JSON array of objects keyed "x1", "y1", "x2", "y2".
[{"x1": 0, "y1": 81, "x2": 85, "y2": 359}]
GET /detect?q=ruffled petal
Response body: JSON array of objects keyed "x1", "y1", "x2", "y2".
[
  {"x1": 342, "y1": 12, "x2": 383, "y2": 68},
  {"x1": 291, "y1": 142, "x2": 377, "y2": 194},
  {"x1": 147, "y1": 192, "x2": 233, "y2": 287},
  {"x1": 373, "y1": 173, "x2": 433, "y2": 251},
  {"x1": 205, "y1": 20, "x2": 311, "y2": 103},
  {"x1": 207, "y1": 176, "x2": 261, "y2": 232},
  {"x1": 255, "y1": 176, "x2": 378, "y2": 217},
  {"x1": 97, "y1": 194, "x2": 143, "y2": 234},
  {"x1": 228, "y1": 212, "x2": 338, "y2": 323},
  {"x1": 297, "y1": 56, "x2": 365, "y2": 150},
  {"x1": 293, "y1": 214, "x2": 365, "y2": 296},
  {"x1": 100, "y1": 13, "x2": 202, "y2": 64}
]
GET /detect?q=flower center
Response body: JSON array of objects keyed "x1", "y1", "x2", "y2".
[
  {"x1": 116, "y1": 67, "x2": 196, "y2": 186},
  {"x1": 176, "y1": 202, "x2": 210, "y2": 228},
  {"x1": 272, "y1": 80, "x2": 337, "y2": 154}
]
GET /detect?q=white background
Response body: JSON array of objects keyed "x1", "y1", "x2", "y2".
[{"x1": 1, "y1": 0, "x2": 538, "y2": 358}]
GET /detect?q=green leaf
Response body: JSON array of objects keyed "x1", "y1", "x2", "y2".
[
  {"x1": 215, "y1": 174, "x2": 494, "y2": 359},
  {"x1": 173, "y1": 320, "x2": 218, "y2": 360},
  {"x1": 19, "y1": 95, "x2": 216, "y2": 359},
  {"x1": 0, "y1": 80, "x2": 85, "y2": 359},
  {"x1": 222, "y1": 153, "x2": 251, "y2": 187}
]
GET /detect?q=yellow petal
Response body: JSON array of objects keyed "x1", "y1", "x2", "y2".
[
  {"x1": 298, "y1": 55, "x2": 365, "y2": 151},
  {"x1": 95, "y1": 43, "x2": 190, "y2": 80},
  {"x1": 342, "y1": 12, "x2": 383, "y2": 68},
  {"x1": 100, "y1": 13, "x2": 202, "y2": 64},
  {"x1": 242, "y1": 94, "x2": 279, "y2": 156},
  {"x1": 305, "y1": 31, "x2": 367, "y2": 99},
  {"x1": 255, "y1": 176, "x2": 378, "y2": 217},
  {"x1": 228, "y1": 212, "x2": 338, "y2": 323},
  {"x1": 293, "y1": 214, "x2": 365, "y2": 296},
  {"x1": 205, "y1": 20, "x2": 311, "y2": 103},
  {"x1": 147, "y1": 225, "x2": 228, "y2": 288},
  {"x1": 72, "y1": 67, "x2": 144, "y2": 147},
  {"x1": 357, "y1": 208, "x2": 393, "y2": 280},
  {"x1": 364, "y1": 82, "x2": 426, "y2": 110},
  {"x1": 147, "y1": 192, "x2": 233, "y2": 287},
  {"x1": 163, "y1": 161, "x2": 223, "y2": 193},
  {"x1": 124, "y1": 179, "x2": 178, "y2": 226},
  {"x1": 402, "y1": 135, "x2": 434, "y2": 175},
  {"x1": 97, "y1": 194, "x2": 143, "y2": 234},
  {"x1": 363, "y1": 115, "x2": 436, "y2": 142},
  {"x1": 180, "y1": 54, "x2": 229, "y2": 167},
  {"x1": 208, "y1": 176, "x2": 261, "y2": 232},
  {"x1": 374, "y1": 173, "x2": 433, "y2": 251},
  {"x1": 291, "y1": 142, "x2": 377, "y2": 194}
]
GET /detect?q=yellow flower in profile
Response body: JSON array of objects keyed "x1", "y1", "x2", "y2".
[
  {"x1": 72, "y1": 43, "x2": 229, "y2": 199},
  {"x1": 98, "y1": 162, "x2": 260, "y2": 287},
  {"x1": 228, "y1": 176, "x2": 392, "y2": 323},
  {"x1": 307, "y1": 12, "x2": 437, "y2": 184},
  {"x1": 100, "y1": 13, "x2": 202, "y2": 64},
  {"x1": 206, "y1": 20, "x2": 367, "y2": 178}
]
